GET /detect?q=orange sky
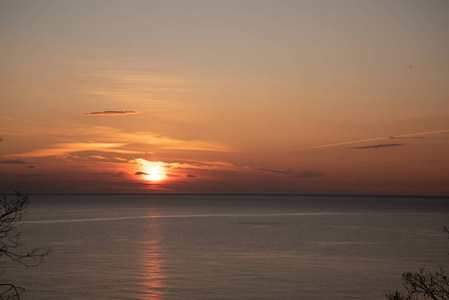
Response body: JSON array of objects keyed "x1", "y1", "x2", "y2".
[{"x1": 1, "y1": 1, "x2": 448, "y2": 195}]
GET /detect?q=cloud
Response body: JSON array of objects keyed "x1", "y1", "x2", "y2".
[
  {"x1": 131, "y1": 159, "x2": 242, "y2": 173},
  {"x1": 90, "y1": 155, "x2": 108, "y2": 160},
  {"x1": 80, "y1": 111, "x2": 142, "y2": 116},
  {"x1": 27, "y1": 165, "x2": 35, "y2": 168},
  {"x1": 166, "y1": 173, "x2": 180, "y2": 177},
  {"x1": 17, "y1": 174, "x2": 47, "y2": 178},
  {"x1": 389, "y1": 136, "x2": 426, "y2": 139},
  {"x1": 7, "y1": 127, "x2": 233, "y2": 154},
  {"x1": 113, "y1": 157, "x2": 128, "y2": 162},
  {"x1": 187, "y1": 174, "x2": 197, "y2": 178},
  {"x1": 8, "y1": 143, "x2": 141, "y2": 158},
  {"x1": 81, "y1": 64, "x2": 203, "y2": 107},
  {"x1": 0, "y1": 159, "x2": 28, "y2": 164},
  {"x1": 132, "y1": 158, "x2": 323, "y2": 179},
  {"x1": 290, "y1": 129, "x2": 449, "y2": 152},
  {"x1": 52, "y1": 178, "x2": 155, "y2": 189},
  {"x1": 255, "y1": 167, "x2": 323, "y2": 178},
  {"x1": 135, "y1": 171, "x2": 149, "y2": 176},
  {"x1": 292, "y1": 171, "x2": 323, "y2": 178},
  {"x1": 352, "y1": 143, "x2": 405, "y2": 149},
  {"x1": 98, "y1": 171, "x2": 126, "y2": 177},
  {"x1": 3, "y1": 125, "x2": 235, "y2": 155}
]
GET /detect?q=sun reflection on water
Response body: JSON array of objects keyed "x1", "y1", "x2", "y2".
[{"x1": 140, "y1": 215, "x2": 165, "y2": 299}]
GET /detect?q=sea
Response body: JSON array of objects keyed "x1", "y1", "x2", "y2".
[{"x1": 2, "y1": 194, "x2": 449, "y2": 300}]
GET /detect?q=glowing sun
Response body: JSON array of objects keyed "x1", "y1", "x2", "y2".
[
  {"x1": 133, "y1": 159, "x2": 168, "y2": 182},
  {"x1": 145, "y1": 166, "x2": 163, "y2": 181}
]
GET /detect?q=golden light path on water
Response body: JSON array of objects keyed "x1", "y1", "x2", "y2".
[{"x1": 140, "y1": 211, "x2": 165, "y2": 299}]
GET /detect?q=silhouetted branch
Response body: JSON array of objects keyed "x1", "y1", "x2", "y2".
[
  {"x1": 384, "y1": 226, "x2": 449, "y2": 300},
  {"x1": 0, "y1": 191, "x2": 50, "y2": 300},
  {"x1": 0, "y1": 284, "x2": 24, "y2": 300}
]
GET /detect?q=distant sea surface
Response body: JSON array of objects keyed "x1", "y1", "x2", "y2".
[{"x1": 4, "y1": 194, "x2": 449, "y2": 300}]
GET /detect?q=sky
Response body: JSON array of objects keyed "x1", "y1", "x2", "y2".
[{"x1": 1, "y1": 0, "x2": 448, "y2": 195}]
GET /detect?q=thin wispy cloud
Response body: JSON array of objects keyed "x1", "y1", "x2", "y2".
[
  {"x1": 17, "y1": 174, "x2": 47, "y2": 178},
  {"x1": 132, "y1": 158, "x2": 322, "y2": 179},
  {"x1": 352, "y1": 143, "x2": 405, "y2": 150},
  {"x1": 297, "y1": 171, "x2": 323, "y2": 178},
  {"x1": 114, "y1": 157, "x2": 128, "y2": 162},
  {"x1": 256, "y1": 168, "x2": 323, "y2": 178},
  {"x1": 166, "y1": 173, "x2": 180, "y2": 177},
  {"x1": 131, "y1": 159, "x2": 239, "y2": 172},
  {"x1": 90, "y1": 155, "x2": 108, "y2": 160},
  {"x1": 0, "y1": 159, "x2": 28, "y2": 164},
  {"x1": 3, "y1": 125, "x2": 235, "y2": 154},
  {"x1": 79, "y1": 64, "x2": 207, "y2": 114},
  {"x1": 389, "y1": 136, "x2": 426, "y2": 139},
  {"x1": 289, "y1": 129, "x2": 449, "y2": 152},
  {"x1": 92, "y1": 171, "x2": 127, "y2": 178},
  {"x1": 8, "y1": 143, "x2": 139, "y2": 158},
  {"x1": 80, "y1": 111, "x2": 142, "y2": 116}
]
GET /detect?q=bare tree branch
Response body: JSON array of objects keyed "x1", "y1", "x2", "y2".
[
  {"x1": 0, "y1": 191, "x2": 50, "y2": 300},
  {"x1": 384, "y1": 226, "x2": 449, "y2": 300},
  {"x1": 0, "y1": 284, "x2": 24, "y2": 300}
]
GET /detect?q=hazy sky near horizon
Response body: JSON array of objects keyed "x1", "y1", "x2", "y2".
[{"x1": 1, "y1": 0, "x2": 448, "y2": 195}]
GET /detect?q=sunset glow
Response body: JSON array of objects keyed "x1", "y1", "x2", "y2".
[
  {"x1": 145, "y1": 166, "x2": 164, "y2": 182},
  {"x1": 133, "y1": 160, "x2": 169, "y2": 183},
  {"x1": 0, "y1": 1, "x2": 448, "y2": 195},
  {"x1": 3, "y1": 3, "x2": 449, "y2": 300}
]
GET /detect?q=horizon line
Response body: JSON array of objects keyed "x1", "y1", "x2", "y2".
[{"x1": 9, "y1": 192, "x2": 448, "y2": 198}]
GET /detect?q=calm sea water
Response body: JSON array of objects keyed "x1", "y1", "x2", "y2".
[{"x1": 3, "y1": 194, "x2": 449, "y2": 299}]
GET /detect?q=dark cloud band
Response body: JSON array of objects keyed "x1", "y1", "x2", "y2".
[
  {"x1": 255, "y1": 167, "x2": 323, "y2": 178},
  {"x1": 81, "y1": 111, "x2": 141, "y2": 116},
  {"x1": 352, "y1": 143, "x2": 405, "y2": 149},
  {"x1": 135, "y1": 171, "x2": 149, "y2": 176},
  {"x1": 1, "y1": 159, "x2": 28, "y2": 164}
]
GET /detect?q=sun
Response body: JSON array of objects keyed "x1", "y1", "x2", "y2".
[
  {"x1": 133, "y1": 159, "x2": 168, "y2": 182},
  {"x1": 145, "y1": 166, "x2": 163, "y2": 181}
]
